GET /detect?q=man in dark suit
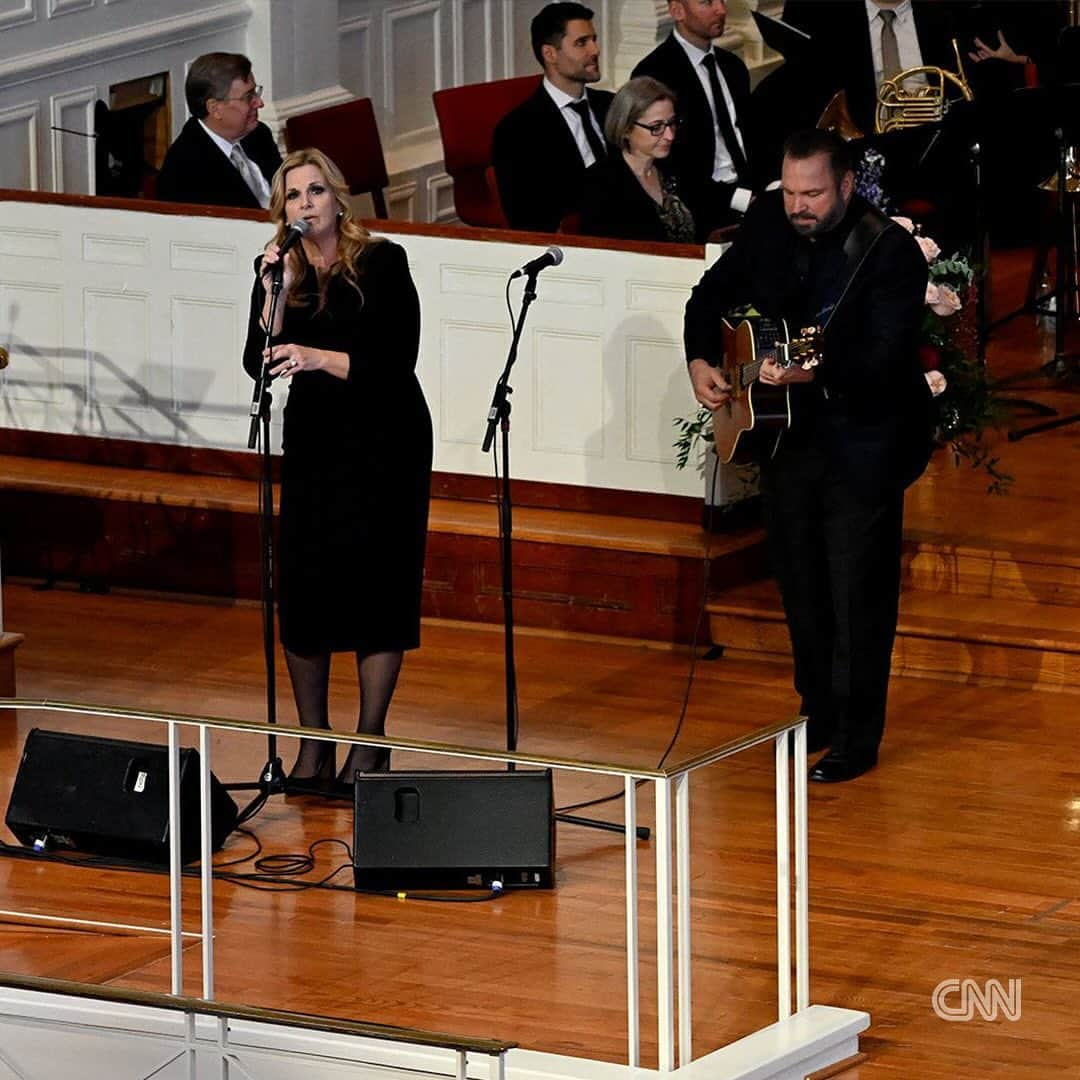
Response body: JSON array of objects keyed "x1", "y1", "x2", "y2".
[
  {"x1": 632, "y1": 0, "x2": 757, "y2": 239},
  {"x1": 157, "y1": 52, "x2": 282, "y2": 209},
  {"x1": 492, "y1": 2, "x2": 614, "y2": 232},
  {"x1": 685, "y1": 128, "x2": 933, "y2": 783}
]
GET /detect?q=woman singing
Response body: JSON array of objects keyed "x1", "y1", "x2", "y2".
[{"x1": 242, "y1": 148, "x2": 432, "y2": 794}]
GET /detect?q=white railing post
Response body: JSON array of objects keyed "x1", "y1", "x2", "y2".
[
  {"x1": 675, "y1": 771, "x2": 692, "y2": 1066},
  {"x1": 655, "y1": 777, "x2": 674, "y2": 1072},
  {"x1": 776, "y1": 730, "x2": 791, "y2": 1019},
  {"x1": 794, "y1": 721, "x2": 810, "y2": 1011},
  {"x1": 199, "y1": 725, "x2": 215, "y2": 1000},
  {"x1": 167, "y1": 721, "x2": 184, "y2": 996},
  {"x1": 624, "y1": 775, "x2": 640, "y2": 1067}
]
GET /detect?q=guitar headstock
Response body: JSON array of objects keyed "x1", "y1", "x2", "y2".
[{"x1": 788, "y1": 326, "x2": 823, "y2": 370}]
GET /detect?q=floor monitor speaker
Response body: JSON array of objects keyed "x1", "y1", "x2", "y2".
[
  {"x1": 5, "y1": 728, "x2": 238, "y2": 864},
  {"x1": 352, "y1": 770, "x2": 555, "y2": 890}
]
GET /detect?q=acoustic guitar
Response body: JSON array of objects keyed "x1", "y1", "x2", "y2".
[{"x1": 711, "y1": 317, "x2": 822, "y2": 464}]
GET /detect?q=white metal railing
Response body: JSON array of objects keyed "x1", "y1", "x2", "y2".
[{"x1": 0, "y1": 697, "x2": 811, "y2": 1073}]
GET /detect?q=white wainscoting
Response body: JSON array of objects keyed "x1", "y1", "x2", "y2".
[{"x1": 0, "y1": 197, "x2": 706, "y2": 497}]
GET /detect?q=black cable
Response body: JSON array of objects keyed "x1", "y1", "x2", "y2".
[
  {"x1": 553, "y1": 456, "x2": 721, "y2": 817},
  {"x1": 0, "y1": 836, "x2": 504, "y2": 903}
]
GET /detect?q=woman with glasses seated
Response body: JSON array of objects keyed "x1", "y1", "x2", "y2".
[{"x1": 579, "y1": 77, "x2": 695, "y2": 243}]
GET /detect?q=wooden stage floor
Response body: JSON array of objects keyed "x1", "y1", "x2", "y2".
[{"x1": 2, "y1": 252, "x2": 1080, "y2": 1077}]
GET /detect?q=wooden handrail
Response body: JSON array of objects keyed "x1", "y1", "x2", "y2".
[
  {"x1": 0, "y1": 188, "x2": 705, "y2": 261},
  {"x1": 0, "y1": 971, "x2": 516, "y2": 1056}
]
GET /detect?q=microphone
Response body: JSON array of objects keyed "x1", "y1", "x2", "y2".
[
  {"x1": 510, "y1": 246, "x2": 563, "y2": 280},
  {"x1": 268, "y1": 219, "x2": 311, "y2": 276}
]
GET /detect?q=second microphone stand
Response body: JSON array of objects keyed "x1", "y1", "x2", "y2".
[{"x1": 482, "y1": 267, "x2": 648, "y2": 841}]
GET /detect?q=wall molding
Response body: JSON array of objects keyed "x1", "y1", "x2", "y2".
[
  {"x1": 49, "y1": 85, "x2": 97, "y2": 195},
  {"x1": 47, "y1": 0, "x2": 95, "y2": 18},
  {"x1": 259, "y1": 84, "x2": 355, "y2": 145},
  {"x1": 383, "y1": 0, "x2": 443, "y2": 141},
  {"x1": 0, "y1": 0, "x2": 251, "y2": 91},
  {"x1": 0, "y1": 0, "x2": 34, "y2": 31},
  {"x1": 0, "y1": 101, "x2": 40, "y2": 190}
]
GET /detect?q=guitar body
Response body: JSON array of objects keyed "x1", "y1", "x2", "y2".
[{"x1": 711, "y1": 318, "x2": 820, "y2": 465}]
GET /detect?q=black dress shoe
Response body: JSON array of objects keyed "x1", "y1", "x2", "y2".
[{"x1": 809, "y1": 749, "x2": 878, "y2": 783}]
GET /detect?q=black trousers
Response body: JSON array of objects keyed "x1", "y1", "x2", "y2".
[{"x1": 760, "y1": 442, "x2": 904, "y2": 756}]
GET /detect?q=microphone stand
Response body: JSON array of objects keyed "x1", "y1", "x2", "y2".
[
  {"x1": 226, "y1": 267, "x2": 289, "y2": 817},
  {"x1": 482, "y1": 268, "x2": 648, "y2": 841}
]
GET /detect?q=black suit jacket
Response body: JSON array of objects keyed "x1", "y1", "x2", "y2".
[
  {"x1": 632, "y1": 33, "x2": 754, "y2": 237},
  {"x1": 684, "y1": 192, "x2": 933, "y2": 496},
  {"x1": 492, "y1": 85, "x2": 614, "y2": 232},
  {"x1": 157, "y1": 118, "x2": 283, "y2": 209},
  {"x1": 579, "y1": 154, "x2": 692, "y2": 242},
  {"x1": 781, "y1": 0, "x2": 956, "y2": 134}
]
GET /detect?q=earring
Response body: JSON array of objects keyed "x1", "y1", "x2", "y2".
[{"x1": 336, "y1": 210, "x2": 344, "y2": 219}]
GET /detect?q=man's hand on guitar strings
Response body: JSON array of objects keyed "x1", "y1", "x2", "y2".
[
  {"x1": 689, "y1": 357, "x2": 732, "y2": 411},
  {"x1": 759, "y1": 357, "x2": 816, "y2": 386}
]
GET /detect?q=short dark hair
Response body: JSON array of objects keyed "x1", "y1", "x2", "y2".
[
  {"x1": 781, "y1": 128, "x2": 856, "y2": 183},
  {"x1": 530, "y1": 3, "x2": 595, "y2": 66},
  {"x1": 185, "y1": 52, "x2": 252, "y2": 118}
]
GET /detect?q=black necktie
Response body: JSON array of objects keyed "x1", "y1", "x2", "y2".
[
  {"x1": 701, "y1": 51, "x2": 748, "y2": 182},
  {"x1": 568, "y1": 98, "x2": 606, "y2": 163}
]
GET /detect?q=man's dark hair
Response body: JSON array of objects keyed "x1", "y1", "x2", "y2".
[
  {"x1": 530, "y1": 3, "x2": 595, "y2": 66},
  {"x1": 782, "y1": 128, "x2": 856, "y2": 183},
  {"x1": 185, "y1": 52, "x2": 253, "y2": 118}
]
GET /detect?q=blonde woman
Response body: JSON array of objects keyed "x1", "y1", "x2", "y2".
[{"x1": 242, "y1": 148, "x2": 432, "y2": 793}]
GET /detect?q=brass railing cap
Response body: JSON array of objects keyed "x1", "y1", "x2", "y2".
[{"x1": 0, "y1": 970, "x2": 515, "y2": 1054}]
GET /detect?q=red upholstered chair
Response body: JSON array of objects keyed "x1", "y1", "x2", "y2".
[
  {"x1": 285, "y1": 98, "x2": 390, "y2": 218},
  {"x1": 433, "y1": 75, "x2": 541, "y2": 227}
]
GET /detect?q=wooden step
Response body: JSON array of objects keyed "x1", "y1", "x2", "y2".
[
  {"x1": 0, "y1": 452, "x2": 767, "y2": 644},
  {"x1": 708, "y1": 579, "x2": 1080, "y2": 693},
  {"x1": 903, "y1": 530, "x2": 1080, "y2": 606}
]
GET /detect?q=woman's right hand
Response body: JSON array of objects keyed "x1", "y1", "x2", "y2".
[{"x1": 259, "y1": 242, "x2": 297, "y2": 293}]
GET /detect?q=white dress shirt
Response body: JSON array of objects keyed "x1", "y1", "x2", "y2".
[
  {"x1": 543, "y1": 79, "x2": 605, "y2": 168},
  {"x1": 198, "y1": 119, "x2": 272, "y2": 208},
  {"x1": 864, "y1": 0, "x2": 925, "y2": 88},
  {"x1": 671, "y1": 29, "x2": 752, "y2": 213}
]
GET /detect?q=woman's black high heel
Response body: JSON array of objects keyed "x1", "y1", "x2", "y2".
[
  {"x1": 331, "y1": 746, "x2": 390, "y2": 799},
  {"x1": 285, "y1": 739, "x2": 336, "y2": 795}
]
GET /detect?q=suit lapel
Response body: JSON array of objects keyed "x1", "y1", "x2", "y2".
[{"x1": 535, "y1": 87, "x2": 587, "y2": 173}]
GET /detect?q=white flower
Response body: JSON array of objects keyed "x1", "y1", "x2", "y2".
[
  {"x1": 930, "y1": 284, "x2": 962, "y2": 317},
  {"x1": 926, "y1": 282, "x2": 941, "y2": 306},
  {"x1": 924, "y1": 370, "x2": 947, "y2": 397},
  {"x1": 915, "y1": 234, "x2": 941, "y2": 263},
  {"x1": 891, "y1": 215, "x2": 916, "y2": 233}
]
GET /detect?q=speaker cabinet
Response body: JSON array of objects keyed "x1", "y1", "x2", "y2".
[
  {"x1": 5, "y1": 728, "x2": 238, "y2": 864},
  {"x1": 352, "y1": 770, "x2": 555, "y2": 890}
]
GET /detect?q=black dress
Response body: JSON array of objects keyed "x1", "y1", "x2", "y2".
[{"x1": 242, "y1": 239, "x2": 432, "y2": 656}]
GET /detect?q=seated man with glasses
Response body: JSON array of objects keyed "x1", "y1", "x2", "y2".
[
  {"x1": 157, "y1": 52, "x2": 282, "y2": 210},
  {"x1": 580, "y1": 77, "x2": 695, "y2": 242}
]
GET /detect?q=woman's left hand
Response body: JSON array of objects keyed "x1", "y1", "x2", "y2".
[{"x1": 266, "y1": 343, "x2": 321, "y2": 379}]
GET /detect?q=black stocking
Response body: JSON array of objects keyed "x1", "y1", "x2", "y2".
[
  {"x1": 338, "y1": 650, "x2": 402, "y2": 781},
  {"x1": 284, "y1": 647, "x2": 334, "y2": 779}
]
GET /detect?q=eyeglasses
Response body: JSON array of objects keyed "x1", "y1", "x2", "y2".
[
  {"x1": 634, "y1": 117, "x2": 680, "y2": 136},
  {"x1": 222, "y1": 84, "x2": 263, "y2": 105}
]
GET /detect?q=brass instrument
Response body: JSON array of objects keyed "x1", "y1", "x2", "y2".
[
  {"x1": 874, "y1": 38, "x2": 974, "y2": 135},
  {"x1": 816, "y1": 90, "x2": 865, "y2": 142},
  {"x1": 1040, "y1": 146, "x2": 1080, "y2": 193}
]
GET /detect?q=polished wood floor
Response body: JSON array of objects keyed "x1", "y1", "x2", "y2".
[{"x1": 1, "y1": 247, "x2": 1079, "y2": 1077}]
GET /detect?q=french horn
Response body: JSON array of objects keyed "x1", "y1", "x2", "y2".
[{"x1": 874, "y1": 38, "x2": 974, "y2": 135}]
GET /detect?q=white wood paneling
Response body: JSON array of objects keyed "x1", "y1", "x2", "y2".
[
  {"x1": 0, "y1": 0, "x2": 34, "y2": 31},
  {"x1": 338, "y1": 15, "x2": 373, "y2": 101},
  {"x1": 49, "y1": 86, "x2": 96, "y2": 195},
  {"x1": 0, "y1": 102, "x2": 39, "y2": 190},
  {"x1": 48, "y1": 0, "x2": 95, "y2": 17},
  {"x1": 0, "y1": 197, "x2": 707, "y2": 496},
  {"x1": 383, "y1": 0, "x2": 442, "y2": 143}
]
